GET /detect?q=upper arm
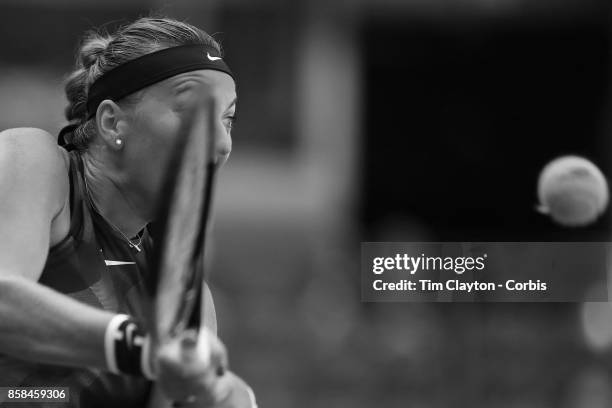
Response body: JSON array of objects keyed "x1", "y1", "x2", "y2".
[{"x1": 0, "y1": 128, "x2": 68, "y2": 281}]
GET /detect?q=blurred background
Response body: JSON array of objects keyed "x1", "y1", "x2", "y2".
[{"x1": 2, "y1": 0, "x2": 612, "y2": 406}]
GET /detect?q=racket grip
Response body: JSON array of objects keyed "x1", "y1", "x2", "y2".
[
  {"x1": 179, "y1": 328, "x2": 212, "y2": 368},
  {"x1": 166, "y1": 329, "x2": 217, "y2": 407}
]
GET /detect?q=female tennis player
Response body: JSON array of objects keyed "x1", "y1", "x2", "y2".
[{"x1": 0, "y1": 17, "x2": 255, "y2": 408}]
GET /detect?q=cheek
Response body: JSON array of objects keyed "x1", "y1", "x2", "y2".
[
  {"x1": 130, "y1": 110, "x2": 182, "y2": 189},
  {"x1": 140, "y1": 110, "x2": 181, "y2": 151}
]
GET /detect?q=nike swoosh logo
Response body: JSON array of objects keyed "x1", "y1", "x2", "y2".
[
  {"x1": 104, "y1": 260, "x2": 136, "y2": 266},
  {"x1": 207, "y1": 52, "x2": 222, "y2": 61}
]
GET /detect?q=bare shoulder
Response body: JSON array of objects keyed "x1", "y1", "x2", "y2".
[
  {"x1": 0, "y1": 127, "x2": 68, "y2": 213},
  {"x1": 0, "y1": 127, "x2": 67, "y2": 172},
  {"x1": 0, "y1": 127, "x2": 64, "y2": 159}
]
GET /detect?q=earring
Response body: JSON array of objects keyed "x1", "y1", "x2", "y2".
[{"x1": 115, "y1": 139, "x2": 123, "y2": 146}]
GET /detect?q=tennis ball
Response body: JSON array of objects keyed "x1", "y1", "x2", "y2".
[{"x1": 537, "y1": 156, "x2": 609, "y2": 227}]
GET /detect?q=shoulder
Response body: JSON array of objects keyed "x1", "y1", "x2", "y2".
[
  {"x1": 0, "y1": 127, "x2": 68, "y2": 213},
  {"x1": 0, "y1": 127, "x2": 68, "y2": 173},
  {"x1": 0, "y1": 127, "x2": 65, "y2": 160}
]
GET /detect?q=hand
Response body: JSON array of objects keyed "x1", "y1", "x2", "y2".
[
  {"x1": 169, "y1": 371, "x2": 258, "y2": 408},
  {"x1": 155, "y1": 327, "x2": 231, "y2": 405},
  {"x1": 212, "y1": 372, "x2": 258, "y2": 408}
]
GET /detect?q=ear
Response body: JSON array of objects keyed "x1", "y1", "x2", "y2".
[{"x1": 95, "y1": 99, "x2": 128, "y2": 151}]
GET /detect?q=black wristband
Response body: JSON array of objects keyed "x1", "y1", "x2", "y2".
[{"x1": 104, "y1": 314, "x2": 155, "y2": 379}]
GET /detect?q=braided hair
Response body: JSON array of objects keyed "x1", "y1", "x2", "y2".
[{"x1": 62, "y1": 17, "x2": 221, "y2": 150}]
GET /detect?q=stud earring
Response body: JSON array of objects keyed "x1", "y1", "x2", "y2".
[{"x1": 115, "y1": 139, "x2": 123, "y2": 146}]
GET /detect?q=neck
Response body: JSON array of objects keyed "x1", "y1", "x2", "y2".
[{"x1": 81, "y1": 151, "x2": 149, "y2": 238}]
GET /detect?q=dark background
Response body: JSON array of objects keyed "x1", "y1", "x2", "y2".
[
  {"x1": 361, "y1": 15, "x2": 612, "y2": 242},
  {"x1": 1, "y1": 0, "x2": 612, "y2": 406}
]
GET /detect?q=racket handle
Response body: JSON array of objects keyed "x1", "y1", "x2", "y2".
[
  {"x1": 179, "y1": 328, "x2": 212, "y2": 368},
  {"x1": 171, "y1": 329, "x2": 217, "y2": 407}
]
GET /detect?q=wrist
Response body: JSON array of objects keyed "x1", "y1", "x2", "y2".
[{"x1": 103, "y1": 314, "x2": 156, "y2": 380}]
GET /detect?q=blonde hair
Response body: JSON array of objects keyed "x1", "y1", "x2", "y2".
[{"x1": 63, "y1": 17, "x2": 221, "y2": 150}]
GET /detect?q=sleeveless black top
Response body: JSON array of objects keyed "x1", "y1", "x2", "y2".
[{"x1": 0, "y1": 150, "x2": 215, "y2": 407}]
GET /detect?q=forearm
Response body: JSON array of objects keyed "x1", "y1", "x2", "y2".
[{"x1": 0, "y1": 275, "x2": 113, "y2": 369}]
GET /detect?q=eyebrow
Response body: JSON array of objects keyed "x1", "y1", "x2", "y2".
[
  {"x1": 226, "y1": 97, "x2": 238, "y2": 111},
  {"x1": 171, "y1": 78, "x2": 238, "y2": 111},
  {"x1": 170, "y1": 75, "x2": 201, "y2": 87}
]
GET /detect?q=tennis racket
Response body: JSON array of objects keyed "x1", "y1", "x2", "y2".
[{"x1": 146, "y1": 94, "x2": 221, "y2": 405}]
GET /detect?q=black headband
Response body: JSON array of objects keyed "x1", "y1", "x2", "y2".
[{"x1": 86, "y1": 44, "x2": 234, "y2": 119}]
